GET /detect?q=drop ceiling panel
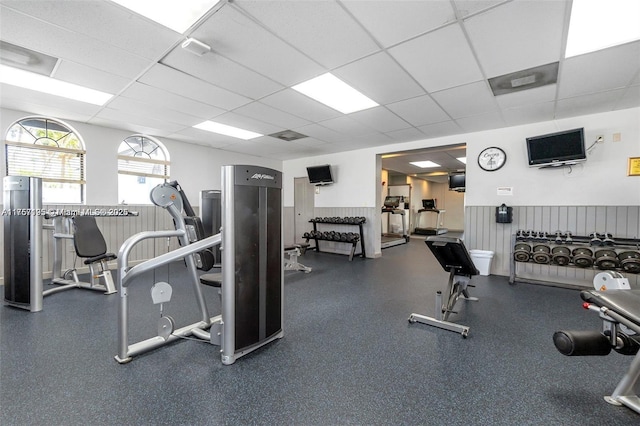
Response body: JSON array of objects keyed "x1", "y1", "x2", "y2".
[
  {"x1": 502, "y1": 102, "x2": 556, "y2": 127},
  {"x1": 342, "y1": 0, "x2": 456, "y2": 48},
  {"x1": 172, "y1": 127, "x2": 237, "y2": 148},
  {"x1": 293, "y1": 123, "x2": 346, "y2": 144},
  {"x1": 384, "y1": 127, "x2": 427, "y2": 143},
  {"x1": 431, "y1": 81, "x2": 498, "y2": 119},
  {"x1": 417, "y1": 120, "x2": 463, "y2": 139},
  {"x1": 139, "y1": 64, "x2": 252, "y2": 111},
  {"x1": 190, "y1": 5, "x2": 323, "y2": 86},
  {"x1": 119, "y1": 83, "x2": 226, "y2": 120},
  {"x1": 161, "y1": 47, "x2": 283, "y2": 100},
  {"x1": 0, "y1": 6, "x2": 150, "y2": 79},
  {"x1": 333, "y1": 52, "x2": 426, "y2": 105},
  {"x1": 388, "y1": 23, "x2": 484, "y2": 92},
  {"x1": 558, "y1": 42, "x2": 640, "y2": 98},
  {"x1": 386, "y1": 95, "x2": 450, "y2": 127},
  {"x1": 617, "y1": 85, "x2": 640, "y2": 110},
  {"x1": 106, "y1": 96, "x2": 201, "y2": 128},
  {"x1": 53, "y1": 61, "x2": 130, "y2": 94},
  {"x1": 236, "y1": 0, "x2": 379, "y2": 69},
  {"x1": 0, "y1": 84, "x2": 102, "y2": 121},
  {"x1": 318, "y1": 115, "x2": 377, "y2": 138},
  {"x1": 233, "y1": 102, "x2": 311, "y2": 130},
  {"x1": 455, "y1": 111, "x2": 506, "y2": 132},
  {"x1": 555, "y1": 89, "x2": 627, "y2": 119},
  {"x1": 2, "y1": 0, "x2": 181, "y2": 60},
  {"x1": 210, "y1": 112, "x2": 281, "y2": 136},
  {"x1": 464, "y1": 0, "x2": 567, "y2": 77},
  {"x1": 452, "y1": 1, "x2": 508, "y2": 18},
  {"x1": 260, "y1": 89, "x2": 343, "y2": 123},
  {"x1": 349, "y1": 106, "x2": 411, "y2": 133},
  {"x1": 494, "y1": 85, "x2": 557, "y2": 109},
  {"x1": 93, "y1": 107, "x2": 185, "y2": 136}
]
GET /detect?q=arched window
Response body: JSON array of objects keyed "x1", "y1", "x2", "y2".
[
  {"x1": 5, "y1": 117, "x2": 85, "y2": 203},
  {"x1": 117, "y1": 135, "x2": 170, "y2": 204}
]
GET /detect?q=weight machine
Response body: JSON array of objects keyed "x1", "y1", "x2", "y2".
[
  {"x1": 115, "y1": 165, "x2": 283, "y2": 365},
  {"x1": 408, "y1": 236, "x2": 479, "y2": 337}
]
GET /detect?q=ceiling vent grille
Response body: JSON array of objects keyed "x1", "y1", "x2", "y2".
[
  {"x1": 268, "y1": 130, "x2": 308, "y2": 141},
  {"x1": 488, "y1": 62, "x2": 559, "y2": 96}
]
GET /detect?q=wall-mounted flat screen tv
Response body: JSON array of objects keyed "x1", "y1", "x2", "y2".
[
  {"x1": 448, "y1": 173, "x2": 465, "y2": 192},
  {"x1": 307, "y1": 164, "x2": 334, "y2": 185},
  {"x1": 526, "y1": 128, "x2": 586, "y2": 167}
]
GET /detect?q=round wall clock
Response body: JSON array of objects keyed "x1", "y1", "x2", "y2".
[{"x1": 478, "y1": 147, "x2": 507, "y2": 171}]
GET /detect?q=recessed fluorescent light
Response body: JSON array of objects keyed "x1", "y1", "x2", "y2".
[
  {"x1": 566, "y1": 0, "x2": 640, "y2": 57},
  {"x1": 457, "y1": 157, "x2": 467, "y2": 164},
  {"x1": 292, "y1": 73, "x2": 378, "y2": 114},
  {"x1": 194, "y1": 121, "x2": 263, "y2": 140},
  {"x1": 410, "y1": 161, "x2": 441, "y2": 168},
  {"x1": 0, "y1": 64, "x2": 113, "y2": 105},
  {"x1": 111, "y1": 0, "x2": 220, "y2": 33}
]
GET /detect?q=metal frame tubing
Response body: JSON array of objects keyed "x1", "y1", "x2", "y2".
[{"x1": 115, "y1": 200, "x2": 221, "y2": 363}]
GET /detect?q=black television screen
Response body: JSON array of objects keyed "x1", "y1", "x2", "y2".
[
  {"x1": 448, "y1": 173, "x2": 465, "y2": 192},
  {"x1": 306, "y1": 164, "x2": 333, "y2": 185},
  {"x1": 526, "y1": 128, "x2": 586, "y2": 167}
]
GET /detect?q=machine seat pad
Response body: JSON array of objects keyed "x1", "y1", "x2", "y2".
[
  {"x1": 200, "y1": 272, "x2": 222, "y2": 288},
  {"x1": 285, "y1": 243, "x2": 310, "y2": 252},
  {"x1": 83, "y1": 253, "x2": 117, "y2": 265},
  {"x1": 581, "y1": 289, "x2": 640, "y2": 326}
]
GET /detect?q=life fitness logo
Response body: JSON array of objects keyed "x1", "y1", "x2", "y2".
[{"x1": 251, "y1": 173, "x2": 275, "y2": 180}]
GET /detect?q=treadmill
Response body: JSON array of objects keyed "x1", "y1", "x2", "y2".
[
  {"x1": 414, "y1": 199, "x2": 447, "y2": 236},
  {"x1": 381, "y1": 196, "x2": 410, "y2": 248}
]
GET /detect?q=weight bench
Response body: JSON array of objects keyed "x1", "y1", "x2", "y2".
[
  {"x1": 408, "y1": 236, "x2": 479, "y2": 337},
  {"x1": 284, "y1": 243, "x2": 312, "y2": 273},
  {"x1": 553, "y1": 289, "x2": 640, "y2": 414}
]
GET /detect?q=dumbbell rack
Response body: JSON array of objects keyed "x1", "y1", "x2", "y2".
[
  {"x1": 509, "y1": 231, "x2": 640, "y2": 285},
  {"x1": 305, "y1": 217, "x2": 366, "y2": 261}
]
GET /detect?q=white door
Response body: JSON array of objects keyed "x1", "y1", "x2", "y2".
[{"x1": 294, "y1": 177, "x2": 315, "y2": 243}]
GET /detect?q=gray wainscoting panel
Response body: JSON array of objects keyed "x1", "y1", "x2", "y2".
[{"x1": 465, "y1": 205, "x2": 640, "y2": 288}]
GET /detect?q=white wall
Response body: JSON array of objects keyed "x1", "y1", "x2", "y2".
[
  {"x1": 1, "y1": 108, "x2": 282, "y2": 205},
  {"x1": 284, "y1": 108, "x2": 640, "y2": 209}
]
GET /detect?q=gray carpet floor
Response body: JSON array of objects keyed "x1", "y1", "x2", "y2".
[{"x1": 1, "y1": 238, "x2": 637, "y2": 425}]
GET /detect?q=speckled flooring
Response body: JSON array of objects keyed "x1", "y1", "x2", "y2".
[{"x1": 1, "y1": 239, "x2": 637, "y2": 425}]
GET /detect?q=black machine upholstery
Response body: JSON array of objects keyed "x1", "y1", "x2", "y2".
[
  {"x1": 425, "y1": 236, "x2": 479, "y2": 277},
  {"x1": 72, "y1": 216, "x2": 117, "y2": 265},
  {"x1": 581, "y1": 289, "x2": 640, "y2": 327}
]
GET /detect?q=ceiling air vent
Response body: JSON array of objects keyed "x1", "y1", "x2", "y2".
[
  {"x1": 0, "y1": 41, "x2": 58, "y2": 76},
  {"x1": 268, "y1": 130, "x2": 308, "y2": 141},
  {"x1": 488, "y1": 62, "x2": 559, "y2": 96}
]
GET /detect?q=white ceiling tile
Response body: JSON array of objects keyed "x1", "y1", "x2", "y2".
[
  {"x1": 0, "y1": 84, "x2": 102, "y2": 121},
  {"x1": 0, "y1": 6, "x2": 151, "y2": 79},
  {"x1": 293, "y1": 123, "x2": 346, "y2": 144},
  {"x1": 616, "y1": 85, "x2": 640, "y2": 110},
  {"x1": 555, "y1": 89, "x2": 627, "y2": 119},
  {"x1": 464, "y1": 0, "x2": 566, "y2": 77},
  {"x1": 349, "y1": 107, "x2": 411, "y2": 133},
  {"x1": 210, "y1": 112, "x2": 281, "y2": 136},
  {"x1": 318, "y1": 115, "x2": 377, "y2": 137},
  {"x1": 92, "y1": 107, "x2": 186, "y2": 136},
  {"x1": 260, "y1": 89, "x2": 343, "y2": 123},
  {"x1": 190, "y1": 5, "x2": 323, "y2": 86},
  {"x1": 453, "y1": 1, "x2": 508, "y2": 18},
  {"x1": 494, "y1": 85, "x2": 557, "y2": 109},
  {"x1": 161, "y1": 47, "x2": 283, "y2": 100},
  {"x1": 119, "y1": 83, "x2": 226, "y2": 120},
  {"x1": 3, "y1": 0, "x2": 181, "y2": 59},
  {"x1": 139, "y1": 64, "x2": 252, "y2": 111},
  {"x1": 288, "y1": 137, "x2": 331, "y2": 148},
  {"x1": 455, "y1": 111, "x2": 506, "y2": 132},
  {"x1": 342, "y1": 0, "x2": 456, "y2": 47},
  {"x1": 54, "y1": 60, "x2": 131, "y2": 94},
  {"x1": 417, "y1": 120, "x2": 463, "y2": 139},
  {"x1": 333, "y1": 52, "x2": 425, "y2": 105},
  {"x1": 233, "y1": 102, "x2": 311, "y2": 130},
  {"x1": 106, "y1": 96, "x2": 201, "y2": 128},
  {"x1": 236, "y1": 0, "x2": 379, "y2": 69},
  {"x1": 386, "y1": 95, "x2": 450, "y2": 127},
  {"x1": 388, "y1": 23, "x2": 484, "y2": 92},
  {"x1": 431, "y1": 81, "x2": 498, "y2": 118},
  {"x1": 558, "y1": 42, "x2": 640, "y2": 98},
  {"x1": 167, "y1": 128, "x2": 235, "y2": 149},
  {"x1": 384, "y1": 127, "x2": 427, "y2": 143},
  {"x1": 502, "y1": 102, "x2": 556, "y2": 127}
]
